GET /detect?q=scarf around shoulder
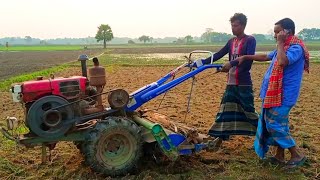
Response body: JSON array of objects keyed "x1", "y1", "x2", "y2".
[{"x1": 263, "y1": 36, "x2": 309, "y2": 108}]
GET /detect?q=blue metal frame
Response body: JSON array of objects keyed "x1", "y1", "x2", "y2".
[{"x1": 126, "y1": 63, "x2": 222, "y2": 111}]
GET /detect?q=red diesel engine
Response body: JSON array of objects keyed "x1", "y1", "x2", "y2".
[
  {"x1": 10, "y1": 55, "x2": 107, "y2": 138},
  {"x1": 13, "y1": 76, "x2": 88, "y2": 104}
]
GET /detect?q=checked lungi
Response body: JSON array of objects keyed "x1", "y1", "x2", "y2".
[
  {"x1": 254, "y1": 105, "x2": 296, "y2": 158},
  {"x1": 208, "y1": 85, "x2": 259, "y2": 140}
]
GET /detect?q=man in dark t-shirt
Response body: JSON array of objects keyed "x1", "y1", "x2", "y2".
[{"x1": 194, "y1": 13, "x2": 259, "y2": 145}]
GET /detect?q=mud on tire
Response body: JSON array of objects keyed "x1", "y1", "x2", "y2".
[{"x1": 82, "y1": 116, "x2": 142, "y2": 177}]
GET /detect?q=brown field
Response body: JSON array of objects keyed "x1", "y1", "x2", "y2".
[
  {"x1": 0, "y1": 49, "x2": 104, "y2": 81},
  {"x1": 0, "y1": 60, "x2": 319, "y2": 179}
]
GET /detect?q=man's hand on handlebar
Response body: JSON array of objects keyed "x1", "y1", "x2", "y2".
[
  {"x1": 191, "y1": 59, "x2": 205, "y2": 68},
  {"x1": 220, "y1": 62, "x2": 232, "y2": 72}
]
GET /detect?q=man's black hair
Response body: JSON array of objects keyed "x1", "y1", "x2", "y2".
[
  {"x1": 275, "y1": 18, "x2": 295, "y2": 34},
  {"x1": 230, "y1": 13, "x2": 247, "y2": 27},
  {"x1": 93, "y1": 57, "x2": 99, "y2": 66}
]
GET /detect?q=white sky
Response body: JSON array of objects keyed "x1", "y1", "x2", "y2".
[{"x1": 0, "y1": 0, "x2": 319, "y2": 39}]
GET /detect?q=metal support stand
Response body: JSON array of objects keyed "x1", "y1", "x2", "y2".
[
  {"x1": 184, "y1": 76, "x2": 196, "y2": 122},
  {"x1": 41, "y1": 144, "x2": 47, "y2": 163}
]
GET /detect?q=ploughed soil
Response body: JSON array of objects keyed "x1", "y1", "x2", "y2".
[{"x1": 0, "y1": 49, "x2": 104, "y2": 81}]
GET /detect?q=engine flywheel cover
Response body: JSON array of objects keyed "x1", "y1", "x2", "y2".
[
  {"x1": 27, "y1": 95, "x2": 74, "y2": 138},
  {"x1": 108, "y1": 89, "x2": 129, "y2": 109}
]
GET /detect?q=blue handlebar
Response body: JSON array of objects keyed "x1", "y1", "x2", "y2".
[{"x1": 126, "y1": 63, "x2": 223, "y2": 112}]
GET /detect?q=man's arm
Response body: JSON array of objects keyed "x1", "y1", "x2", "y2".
[
  {"x1": 241, "y1": 54, "x2": 271, "y2": 62},
  {"x1": 237, "y1": 45, "x2": 302, "y2": 66},
  {"x1": 220, "y1": 54, "x2": 270, "y2": 72},
  {"x1": 202, "y1": 40, "x2": 230, "y2": 64},
  {"x1": 276, "y1": 31, "x2": 290, "y2": 67},
  {"x1": 277, "y1": 43, "x2": 289, "y2": 67}
]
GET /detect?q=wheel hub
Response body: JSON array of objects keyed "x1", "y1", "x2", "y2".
[
  {"x1": 107, "y1": 138, "x2": 121, "y2": 151},
  {"x1": 98, "y1": 133, "x2": 133, "y2": 167}
]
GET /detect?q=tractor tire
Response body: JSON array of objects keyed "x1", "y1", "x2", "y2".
[{"x1": 82, "y1": 116, "x2": 142, "y2": 177}]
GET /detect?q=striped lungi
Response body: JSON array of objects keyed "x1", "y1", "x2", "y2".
[
  {"x1": 254, "y1": 104, "x2": 295, "y2": 158},
  {"x1": 208, "y1": 85, "x2": 258, "y2": 140}
]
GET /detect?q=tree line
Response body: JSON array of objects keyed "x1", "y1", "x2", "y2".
[{"x1": 1, "y1": 25, "x2": 320, "y2": 48}]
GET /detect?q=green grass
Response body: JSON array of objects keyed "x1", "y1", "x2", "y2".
[
  {"x1": 100, "y1": 54, "x2": 187, "y2": 66},
  {"x1": 106, "y1": 43, "x2": 228, "y2": 48},
  {"x1": 76, "y1": 53, "x2": 225, "y2": 67},
  {"x1": 94, "y1": 53, "x2": 319, "y2": 67},
  {"x1": 0, "y1": 157, "x2": 27, "y2": 178},
  {"x1": 0, "y1": 45, "x2": 86, "y2": 51},
  {"x1": 0, "y1": 64, "x2": 70, "y2": 91}
]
